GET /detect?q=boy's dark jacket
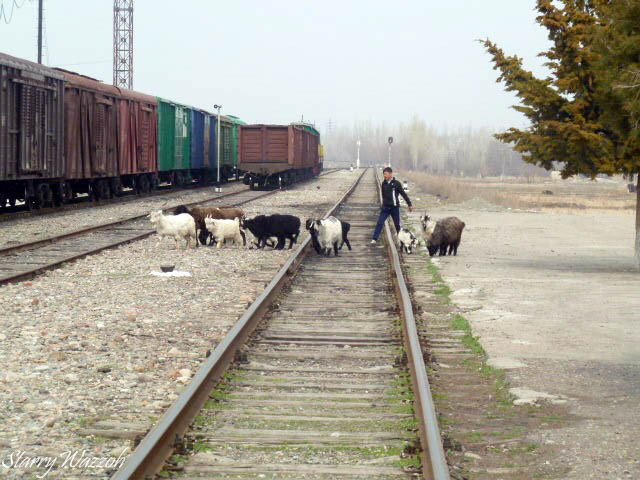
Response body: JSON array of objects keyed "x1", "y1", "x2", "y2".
[{"x1": 381, "y1": 177, "x2": 411, "y2": 207}]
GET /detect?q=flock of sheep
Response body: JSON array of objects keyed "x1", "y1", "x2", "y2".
[
  {"x1": 146, "y1": 204, "x2": 353, "y2": 256},
  {"x1": 147, "y1": 204, "x2": 465, "y2": 258}
]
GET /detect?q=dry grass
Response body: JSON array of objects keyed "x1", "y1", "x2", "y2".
[{"x1": 402, "y1": 171, "x2": 636, "y2": 213}]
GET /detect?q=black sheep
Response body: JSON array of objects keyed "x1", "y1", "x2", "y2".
[{"x1": 242, "y1": 214, "x2": 300, "y2": 250}]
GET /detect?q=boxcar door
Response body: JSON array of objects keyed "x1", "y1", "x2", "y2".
[
  {"x1": 203, "y1": 115, "x2": 211, "y2": 168},
  {"x1": 92, "y1": 96, "x2": 108, "y2": 175},
  {"x1": 174, "y1": 107, "x2": 186, "y2": 169},
  {"x1": 139, "y1": 106, "x2": 154, "y2": 172},
  {"x1": 17, "y1": 82, "x2": 49, "y2": 175}
]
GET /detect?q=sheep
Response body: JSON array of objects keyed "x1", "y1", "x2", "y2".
[
  {"x1": 308, "y1": 216, "x2": 342, "y2": 256},
  {"x1": 419, "y1": 213, "x2": 437, "y2": 248},
  {"x1": 339, "y1": 220, "x2": 352, "y2": 251},
  {"x1": 243, "y1": 225, "x2": 277, "y2": 249},
  {"x1": 398, "y1": 228, "x2": 418, "y2": 254},
  {"x1": 174, "y1": 205, "x2": 245, "y2": 246},
  {"x1": 306, "y1": 217, "x2": 351, "y2": 254},
  {"x1": 241, "y1": 214, "x2": 300, "y2": 250},
  {"x1": 147, "y1": 209, "x2": 197, "y2": 249},
  {"x1": 204, "y1": 217, "x2": 244, "y2": 248},
  {"x1": 426, "y1": 217, "x2": 465, "y2": 257},
  {"x1": 305, "y1": 218, "x2": 323, "y2": 254}
]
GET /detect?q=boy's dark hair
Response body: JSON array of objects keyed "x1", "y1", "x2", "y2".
[{"x1": 383, "y1": 167, "x2": 393, "y2": 173}]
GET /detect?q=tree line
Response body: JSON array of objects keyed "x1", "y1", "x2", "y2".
[{"x1": 323, "y1": 118, "x2": 548, "y2": 178}]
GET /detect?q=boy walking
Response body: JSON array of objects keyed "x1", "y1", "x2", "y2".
[{"x1": 371, "y1": 167, "x2": 413, "y2": 244}]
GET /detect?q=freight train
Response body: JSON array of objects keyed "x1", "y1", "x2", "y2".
[{"x1": 0, "y1": 51, "x2": 323, "y2": 209}]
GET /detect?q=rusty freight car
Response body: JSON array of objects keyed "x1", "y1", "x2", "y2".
[
  {"x1": 117, "y1": 89, "x2": 158, "y2": 193},
  {"x1": 238, "y1": 123, "x2": 321, "y2": 189},
  {"x1": 0, "y1": 52, "x2": 65, "y2": 209},
  {"x1": 55, "y1": 69, "x2": 121, "y2": 201}
]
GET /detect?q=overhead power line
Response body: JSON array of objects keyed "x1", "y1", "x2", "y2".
[{"x1": 0, "y1": 0, "x2": 29, "y2": 24}]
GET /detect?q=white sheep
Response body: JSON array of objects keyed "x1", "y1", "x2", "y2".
[
  {"x1": 419, "y1": 213, "x2": 437, "y2": 247},
  {"x1": 148, "y1": 210, "x2": 197, "y2": 249},
  {"x1": 312, "y1": 216, "x2": 343, "y2": 256},
  {"x1": 204, "y1": 217, "x2": 244, "y2": 248}
]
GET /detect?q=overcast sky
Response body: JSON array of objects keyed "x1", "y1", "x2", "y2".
[{"x1": 1, "y1": 0, "x2": 551, "y2": 132}]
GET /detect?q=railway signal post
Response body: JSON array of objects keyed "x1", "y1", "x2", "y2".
[{"x1": 388, "y1": 136, "x2": 393, "y2": 168}]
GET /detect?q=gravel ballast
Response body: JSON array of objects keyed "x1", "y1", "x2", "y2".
[{"x1": 0, "y1": 169, "x2": 359, "y2": 479}]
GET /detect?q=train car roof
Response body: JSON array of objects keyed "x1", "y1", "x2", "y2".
[
  {"x1": 0, "y1": 51, "x2": 65, "y2": 80},
  {"x1": 118, "y1": 88, "x2": 158, "y2": 105},
  {"x1": 54, "y1": 68, "x2": 121, "y2": 96}
]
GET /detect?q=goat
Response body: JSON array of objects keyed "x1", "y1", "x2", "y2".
[
  {"x1": 306, "y1": 217, "x2": 351, "y2": 254},
  {"x1": 309, "y1": 216, "x2": 342, "y2": 256},
  {"x1": 148, "y1": 210, "x2": 197, "y2": 249},
  {"x1": 427, "y1": 217, "x2": 465, "y2": 257},
  {"x1": 398, "y1": 228, "x2": 418, "y2": 254},
  {"x1": 419, "y1": 213, "x2": 437, "y2": 247},
  {"x1": 241, "y1": 214, "x2": 300, "y2": 250},
  {"x1": 204, "y1": 217, "x2": 244, "y2": 248}
]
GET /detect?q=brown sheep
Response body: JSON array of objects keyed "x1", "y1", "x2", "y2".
[{"x1": 427, "y1": 217, "x2": 465, "y2": 257}]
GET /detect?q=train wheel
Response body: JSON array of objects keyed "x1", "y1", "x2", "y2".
[
  {"x1": 35, "y1": 184, "x2": 50, "y2": 208},
  {"x1": 98, "y1": 179, "x2": 111, "y2": 200},
  {"x1": 110, "y1": 178, "x2": 122, "y2": 197},
  {"x1": 52, "y1": 184, "x2": 63, "y2": 207},
  {"x1": 139, "y1": 175, "x2": 151, "y2": 193}
]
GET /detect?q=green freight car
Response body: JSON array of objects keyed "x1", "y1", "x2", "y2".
[
  {"x1": 216, "y1": 115, "x2": 245, "y2": 181},
  {"x1": 157, "y1": 97, "x2": 192, "y2": 185}
]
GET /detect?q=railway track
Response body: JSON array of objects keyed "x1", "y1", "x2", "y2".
[
  {"x1": 0, "y1": 180, "x2": 245, "y2": 224},
  {"x1": 0, "y1": 170, "x2": 340, "y2": 224},
  {"x1": 114, "y1": 168, "x2": 449, "y2": 479},
  {"x1": 0, "y1": 170, "x2": 338, "y2": 286}
]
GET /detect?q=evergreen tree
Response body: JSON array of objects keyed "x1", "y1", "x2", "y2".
[{"x1": 482, "y1": 0, "x2": 640, "y2": 263}]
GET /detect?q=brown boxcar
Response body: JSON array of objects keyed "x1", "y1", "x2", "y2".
[
  {"x1": 55, "y1": 69, "x2": 120, "y2": 200},
  {"x1": 238, "y1": 123, "x2": 320, "y2": 188},
  {"x1": 0, "y1": 52, "x2": 65, "y2": 208},
  {"x1": 117, "y1": 89, "x2": 158, "y2": 192}
]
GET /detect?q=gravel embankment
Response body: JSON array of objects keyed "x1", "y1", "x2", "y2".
[
  {"x1": 0, "y1": 169, "x2": 358, "y2": 479},
  {"x1": 0, "y1": 182, "x2": 249, "y2": 247}
]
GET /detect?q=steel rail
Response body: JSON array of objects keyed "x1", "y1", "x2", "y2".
[
  {"x1": 0, "y1": 169, "x2": 340, "y2": 258},
  {"x1": 0, "y1": 170, "x2": 341, "y2": 285},
  {"x1": 376, "y1": 168, "x2": 450, "y2": 480},
  {"x1": 0, "y1": 179, "x2": 244, "y2": 224},
  {"x1": 0, "y1": 169, "x2": 341, "y2": 224},
  {"x1": 0, "y1": 187, "x2": 246, "y2": 258},
  {"x1": 112, "y1": 167, "x2": 368, "y2": 480}
]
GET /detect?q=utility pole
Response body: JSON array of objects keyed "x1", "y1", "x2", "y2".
[
  {"x1": 387, "y1": 136, "x2": 393, "y2": 168},
  {"x1": 214, "y1": 105, "x2": 222, "y2": 185},
  {"x1": 37, "y1": 0, "x2": 43, "y2": 64},
  {"x1": 113, "y1": 0, "x2": 134, "y2": 89}
]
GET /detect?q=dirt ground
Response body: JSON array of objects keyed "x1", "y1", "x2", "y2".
[{"x1": 404, "y1": 173, "x2": 640, "y2": 479}]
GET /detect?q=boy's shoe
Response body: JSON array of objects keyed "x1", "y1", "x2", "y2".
[{"x1": 370, "y1": 239, "x2": 377, "y2": 245}]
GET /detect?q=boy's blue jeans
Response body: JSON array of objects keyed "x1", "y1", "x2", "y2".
[{"x1": 372, "y1": 206, "x2": 401, "y2": 241}]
